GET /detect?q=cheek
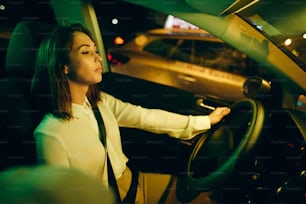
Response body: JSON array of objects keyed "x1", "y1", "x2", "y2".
[
  {"x1": 69, "y1": 61, "x2": 93, "y2": 80},
  {"x1": 77, "y1": 61, "x2": 93, "y2": 75}
]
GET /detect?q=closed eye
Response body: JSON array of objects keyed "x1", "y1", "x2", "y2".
[{"x1": 81, "y1": 51, "x2": 90, "y2": 55}]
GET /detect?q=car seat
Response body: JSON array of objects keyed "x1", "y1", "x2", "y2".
[{"x1": 0, "y1": 21, "x2": 55, "y2": 171}]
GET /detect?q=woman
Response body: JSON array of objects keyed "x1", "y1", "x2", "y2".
[{"x1": 31, "y1": 23, "x2": 230, "y2": 204}]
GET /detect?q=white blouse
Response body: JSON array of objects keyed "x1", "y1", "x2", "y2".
[{"x1": 34, "y1": 92, "x2": 211, "y2": 186}]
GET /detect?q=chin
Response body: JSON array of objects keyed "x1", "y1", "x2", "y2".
[{"x1": 96, "y1": 76, "x2": 102, "y2": 83}]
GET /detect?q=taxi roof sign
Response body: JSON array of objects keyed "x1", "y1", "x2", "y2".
[{"x1": 164, "y1": 15, "x2": 200, "y2": 30}]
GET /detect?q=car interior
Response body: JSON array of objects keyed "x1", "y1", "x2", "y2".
[
  {"x1": 0, "y1": 0, "x2": 305, "y2": 203},
  {"x1": 0, "y1": 21, "x2": 56, "y2": 170}
]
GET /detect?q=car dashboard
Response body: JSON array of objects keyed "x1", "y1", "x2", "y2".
[{"x1": 218, "y1": 108, "x2": 306, "y2": 203}]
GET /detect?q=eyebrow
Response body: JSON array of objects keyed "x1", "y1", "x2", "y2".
[{"x1": 77, "y1": 44, "x2": 96, "y2": 50}]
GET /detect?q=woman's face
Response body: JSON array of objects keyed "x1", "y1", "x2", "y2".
[{"x1": 65, "y1": 31, "x2": 102, "y2": 85}]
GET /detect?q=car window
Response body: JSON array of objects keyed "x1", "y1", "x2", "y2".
[
  {"x1": 170, "y1": 39, "x2": 194, "y2": 63},
  {"x1": 143, "y1": 37, "x2": 269, "y2": 79},
  {"x1": 194, "y1": 41, "x2": 245, "y2": 72},
  {"x1": 143, "y1": 39, "x2": 178, "y2": 58}
]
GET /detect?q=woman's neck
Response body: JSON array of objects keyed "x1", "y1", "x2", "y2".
[{"x1": 68, "y1": 80, "x2": 88, "y2": 105}]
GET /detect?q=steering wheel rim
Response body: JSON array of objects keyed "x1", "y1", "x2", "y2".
[{"x1": 185, "y1": 98, "x2": 266, "y2": 190}]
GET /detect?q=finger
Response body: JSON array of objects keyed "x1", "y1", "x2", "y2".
[
  {"x1": 222, "y1": 107, "x2": 230, "y2": 114},
  {"x1": 216, "y1": 107, "x2": 230, "y2": 115}
]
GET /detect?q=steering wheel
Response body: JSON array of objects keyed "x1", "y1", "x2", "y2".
[{"x1": 176, "y1": 99, "x2": 266, "y2": 201}]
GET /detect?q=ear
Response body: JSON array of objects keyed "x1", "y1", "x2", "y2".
[{"x1": 64, "y1": 65, "x2": 69, "y2": 75}]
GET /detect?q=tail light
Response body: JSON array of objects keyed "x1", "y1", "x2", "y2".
[
  {"x1": 114, "y1": 36, "x2": 125, "y2": 45},
  {"x1": 107, "y1": 53, "x2": 130, "y2": 66}
]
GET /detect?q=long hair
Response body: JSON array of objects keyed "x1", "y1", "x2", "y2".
[{"x1": 31, "y1": 23, "x2": 101, "y2": 120}]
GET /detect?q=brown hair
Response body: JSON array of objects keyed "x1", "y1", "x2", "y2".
[{"x1": 31, "y1": 23, "x2": 101, "y2": 120}]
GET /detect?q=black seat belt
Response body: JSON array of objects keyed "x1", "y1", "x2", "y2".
[{"x1": 93, "y1": 106, "x2": 122, "y2": 204}]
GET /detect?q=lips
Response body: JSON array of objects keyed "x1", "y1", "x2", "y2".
[{"x1": 95, "y1": 67, "x2": 102, "y2": 72}]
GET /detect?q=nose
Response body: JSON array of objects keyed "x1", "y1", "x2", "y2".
[{"x1": 95, "y1": 52, "x2": 102, "y2": 62}]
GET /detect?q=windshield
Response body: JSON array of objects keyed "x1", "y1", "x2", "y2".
[{"x1": 237, "y1": 0, "x2": 306, "y2": 72}]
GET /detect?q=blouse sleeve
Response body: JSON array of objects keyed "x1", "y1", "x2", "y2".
[
  {"x1": 101, "y1": 92, "x2": 211, "y2": 140},
  {"x1": 35, "y1": 133, "x2": 70, "y2": 167}
]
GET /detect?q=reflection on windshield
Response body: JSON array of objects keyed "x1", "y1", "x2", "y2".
[
  {"x1": 144, "y1": 38, "x2": 269, "y2": 78},
  {"x1": 238, "y1": 0, "x2": 306, "y2": 72},
  {"x1": 277, "y1": 34, "x2": 306, "y2": 69}
]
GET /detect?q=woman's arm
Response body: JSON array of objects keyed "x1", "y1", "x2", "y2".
[
  {"x1": 35, "y1": 133, "x2": 70, "y2": 167},
  {"x1": 101, "y1": 92, "x2": 230, "y2": 140}
]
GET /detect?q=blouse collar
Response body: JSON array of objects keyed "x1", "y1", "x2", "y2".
[{"x1": 71, "y1": 98, "x2": 92, "y2": 119}]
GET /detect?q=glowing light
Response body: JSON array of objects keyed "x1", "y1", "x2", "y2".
[
  {"x1": 276, "y1": 187, "x2": 282, "y2": 194},
  {"x1": 107, "y1": 53, "x2": 112, "y2": 61},
  {"x1": 0, "y1": 5, "x2": 5, "y2": 10},
  {"x1": 112, "y1": 18, "x2": 118, "y2": 25},
  {"x1": 284, "y1": 38, "x2": 292, "y2": 46},
  {"x1": 291, "y1": 49, "x2": 299, "y2": 57},
  {"x1": 297, "y1": 101, "x2": 302, "y2": 107},
  {"x1": 114, "y1": 36, "x2": 124, "y2": 45}
]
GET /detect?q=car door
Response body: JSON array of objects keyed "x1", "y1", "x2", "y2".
[{"x1": 167, "y1": 38, "x2": 248, "y2": 102}]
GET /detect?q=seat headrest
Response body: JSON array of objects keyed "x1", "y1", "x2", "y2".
[{"x1": 5, "y1": 21, "x2": 55, "y2": 77}]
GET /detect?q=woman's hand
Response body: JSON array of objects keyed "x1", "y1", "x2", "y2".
[{"x1": 208, "y1": 107, "x2": 231, "y2": 126}]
